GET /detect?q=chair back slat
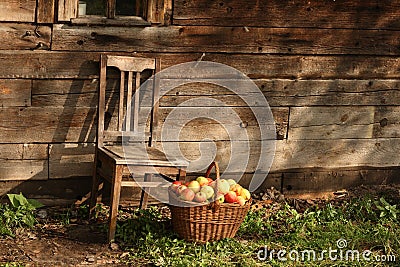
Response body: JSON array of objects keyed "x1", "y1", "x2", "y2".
[
  {"x1": 98, "y1": 54, "x2": 158, "y2": 146},
  {"x1": 118, "y1": 71, "x2": 125, "y2": 131},
  {"x1": 133, "y1": 72, "x2": 141, "y2": 132}
]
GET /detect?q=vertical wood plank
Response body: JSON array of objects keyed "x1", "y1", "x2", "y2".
[
  {"x1": 150, "y1": 59, "x2": 161, "y2": 145},
  {"x1": 98, "y1": 54, "x2": 107, "y2": 147},
  {"x1": 126, "y1": 71, "x2": 133, "y2": 131},
  {"x1": 133, "y1": 72, "x2": 140, "y2": 132},
  {"x1": 58, "y1": 0, "x2": 78, "y2": 21},
  {"x1": 107, "y1": 0, "x2": 116, "y2": 19},
  {"x1": 37, "y1": 0, "x2": 55, "y2": 23},
  {"x1": 118, "y1": 71, "x2": 125, "y2": 131},
  {"x1": 108, "y1": 164, "x2": 123, "y2": 242}
]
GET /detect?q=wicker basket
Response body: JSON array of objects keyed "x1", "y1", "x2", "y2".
[{"x1": 169, "y1": 162, "x2": 251, "y2": 243}]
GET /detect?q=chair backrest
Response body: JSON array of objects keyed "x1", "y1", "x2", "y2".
[{"x1": 98, "y1": 54, "x2": 160, "y2": 147}]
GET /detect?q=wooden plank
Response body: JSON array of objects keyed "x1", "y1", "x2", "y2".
[
  {"x1": 37, "y1": 0, "x2": 55, "y2": 23},
  {"x1": 282, "y1": 168, "x2": 400, "y2": 194},
  {"x1": 160, "y1": 79, "x2": 400, "y2": 107},
  {"x1": 273, "y1": 139, "x2": 400, "y2": 172},
  {"x1": 0, "y1": 0, "x2": 36, "y2": 22},
  {"x1": 2, "y1": 51, "x2": 400, "y2": 80},
  {"x1": 58, "y1": 0, "x2": 78, "y2": 21},
  {"x1": 173, "y1": 0, "x2": 400, "y2": 30},
  {"x1": 0, "y1": 79, "x2": 31, "y2": 107},
  {"x1": 373, "y1": 106, "x2": 400, "y2": 138},
  {"x1": 0, "y1": 144, "x2": 47, "y2": 160},
  {"x1": 52, "y1": 24, "x2": 400, "y2": 55},
  {"x1": 0, "y1": 51, "x2": 99, "y2": 79},
  {"x1": 157, "y1": 138, "x2": 400, "y2": 173},
  {"x1": 0, "y1": 159, "x2": 48, "y2": 181},
  {"x1": 49, "y1": 143, "x2": 94, "y2": 178},
  {"x1": 0, "y1": 24, "x2": 51, "y2": 50},
  {"x1": 0, "y1": 107, "x2": 96, "y2": 143},
  {"x1": 156, "y1": 107, "x2": 287, "y2": 141},
  {"x1": 32, "y1": 78, "x2": 120, "y2": 94},
  {"x1": 288, "y1": 106, "x2": 375, "y2": 140}
]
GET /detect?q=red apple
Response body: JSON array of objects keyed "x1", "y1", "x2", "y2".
[
  {"x1": 194, "y1": 191, "x2": 207, "y2": 203},
  {"x1": 176, "y1": 185, "x2": 187, "y2": 195},
  {"x1": 170, "y1": 181, "x2": 182, "y2": 193},
  {"x1": 224, "y1": 191, "x2": 238, "y2": 203},
  {"x1": 180, "y1": 188, "x2": 195, "y2": 202}
]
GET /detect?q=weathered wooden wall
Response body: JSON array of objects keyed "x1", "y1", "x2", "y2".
[{"x1": 0, "y1": 0, "x2": 400, "y2": 204}]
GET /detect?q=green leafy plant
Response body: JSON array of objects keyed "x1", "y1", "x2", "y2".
[
  {"x1": 375, "y1": 197, "x2": 398, "y2": 220},
  {"x1": 0, "y1": 193, "x2": 44, "y2": 236}
]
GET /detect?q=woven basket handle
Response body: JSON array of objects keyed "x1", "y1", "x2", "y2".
[
  {"x1": 204, "y1": 162, "x2": 221, "y2": 212},
  {"x1": 205, "y1": 161, "x2": 220, "y2": 180}
]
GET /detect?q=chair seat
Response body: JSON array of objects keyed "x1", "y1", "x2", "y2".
[{"x1": 99, "y1": 145, "x2": 188, "y2": 167}]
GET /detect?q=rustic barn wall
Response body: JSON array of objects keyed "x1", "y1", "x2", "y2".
[{"x1": 0, "y1": 0, "x2": 400, "y2": 204}]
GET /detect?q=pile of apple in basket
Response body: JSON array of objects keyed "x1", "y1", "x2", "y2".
[
  {"x1": 169, "y1": 176, "x2": 251, "y2": 206},
  {"x1": 168, "y1": 162, "x2": 252, "y2": 243}
]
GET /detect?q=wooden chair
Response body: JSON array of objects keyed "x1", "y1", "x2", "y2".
[{"x1": 89, "y1": 55, "x2": 188, "y2": 242}]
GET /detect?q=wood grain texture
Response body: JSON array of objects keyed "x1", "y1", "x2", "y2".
[
  {"x1": 0, "y1": 24, "x2": 51, "y2": 50},
  {"x1": 1, "y1": 52, "x2": 400, "y2": 80},
  {"x1": 0, "y1": 0, "x2": 36, "y2": 22},
  {"x1": 0, "y1": 159, "x2": 48, "y2": 180},
  {"x1": 0, "y1": 79, "x2": 31, "y2": 107},
  {"x1": 156, "y1": 138, "x2": 400, "y2": 173},
  {"x1": 37, "y1": 0, "x2": 55, "y2": 23},
  {"x1": 373, "y1": 106, "x2": 400, "y2": 138},
  {"x1": 283, "y1": 168, "x2": 400, "y2": 194},
  {"x1": 0, "y1": 107, "x2": 96, "y2": 143},
  {"x1": 0, "y1": 144, "x2": 47, "y2": 160},
  {"x1": 173, "y1": 0, "x2": 400, "y2": 29},
  {"x1": 58, "y1": 0, "x2": 78, "y2": 21},
  {"x1": 288, "y1": 106, "x2": 375, "y2": 140},
  {"x1": 52, "y1": 24, "x2": 400, "y2": 55},
  {"x1": 49, "y1": 143, "x2": 95, "y2": 178}
]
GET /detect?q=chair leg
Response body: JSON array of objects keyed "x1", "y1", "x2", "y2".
[
  {"x1": 89, "y1": 155, "x2": 100, "y2": 219},
  {"x1": 108, "y1": 164, "x2": 123, "y2": 243},
  {"x1": 139, "y1": 173, "x2": 152, "y2": 209}
]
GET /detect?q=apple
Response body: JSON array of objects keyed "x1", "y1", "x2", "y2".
[
  {"x1": 216, "y1": 192, "x2": 225, "y2": 203},
  {"x1": 230, "y1": 184, "x2": 243, "y2": 196},
  {"x1": 224, "y1": 191, "x2": 238, "y2": 203},
  {"x1": 227, "y1": 179, "x2": 237, "y2": 187},
  {"x1": 187, "y1": 180, "x2": 201, "y2": 193},
  {"x1": 180, "y1": 188, "x2": 195, "y2": 201},
  {"x1": 241, "y1": 188, "x2": 251, "y2": 200},
  {"x1": 194, "y1": 191, "x2": 207, "y2": 203},
  {"x1": 200, "y1": 185, "x2": 214, "y2": 199},
  {"x1": 196, "y1": 176, "x2": 209, "y2": 186},
  {"x1": 217, "y1": 179, "x2": 230, "y2": 194},
  {"x1": 237, "y1": 196, "x2": 246, "y2": 206},
  {"x1": 176, "y1": 185, "x2": 187, "y2": 195},
  {"x1": 170, "y1": 181, "x2": 182, "y2": 193}
]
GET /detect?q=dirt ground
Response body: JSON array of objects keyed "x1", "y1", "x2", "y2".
[{"x1": 0, "y1": 184, "x2": 399, "y2": 266}]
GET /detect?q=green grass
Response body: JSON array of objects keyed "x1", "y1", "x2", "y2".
[{"x1": 116, "y1": 196, "x2": 400, "y2": 266}]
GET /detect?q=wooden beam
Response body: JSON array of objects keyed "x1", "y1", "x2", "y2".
[
  {"x1": 0, "y1": 24, "x2": 51, "y2": 50},
  {"x1": 0, "y1": 79, "x2": 31, "y2": 107},
  {"x1": 173, "y1": 0, "x2": 400, "y2": 30},
  {"x1": 52, "y1": 24, "x2": 400, "y2": 55},
  {"x1": 0, "y1": 0, "x2": 36, "y2": 22}
]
